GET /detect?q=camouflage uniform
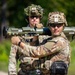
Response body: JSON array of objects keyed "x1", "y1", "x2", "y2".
[
  {"x1": 8, "y1": 34, "x2": 70, "y2": 75},
  {"x1": 8, "y1": 12, "x2": 71, "y2": 75},
  {"x1": 8, "y1": 4, "x2": 45, "y2": 75},
  {"x1": 8, "y1": 35, "x2": 48, "y2": 75}
]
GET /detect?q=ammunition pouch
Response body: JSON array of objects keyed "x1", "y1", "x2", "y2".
[
  {"x1": 19, "y1": 63, "x2": 41, "y2": 74},
  {"x1": 19, "y1": 63, "x2": 42, "y2": 75},
  {"x1": 50, "y1": 61, "x2": 68, "y2": 75},
  {"x1": 19, "y1": 62, "x2": 50, "y2": 75},
  {"x1": 18, "y1": 69, "x2": 42, "y2": 75},
  {"x1": 20, "y1": 63, "x2": 32, "y2": 72}
]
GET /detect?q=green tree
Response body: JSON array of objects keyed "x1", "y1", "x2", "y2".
[{"x1": 1, "y1": 0, "x2": 75, "y2": 28}]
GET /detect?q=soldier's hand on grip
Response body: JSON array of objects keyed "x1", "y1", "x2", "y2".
[
  {"x1": 36, "y1": 23, "x2": 43, "y2": 28},
  {"x1": 11, "y1": 36, "x2": 20, "y2": 45}
]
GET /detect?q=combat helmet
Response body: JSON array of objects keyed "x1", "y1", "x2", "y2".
[
  {"x1": 47, "y1": 12, "x2": 68, "y2": 26},
  {"x1": 24, "y1": 4, "x2": 44, "y2": 19}
]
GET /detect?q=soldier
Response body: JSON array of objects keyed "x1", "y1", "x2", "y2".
[
  {"x1": 8, "y1": 4, "x2": 44, "y2": 75},
  {"x1": 23, "y1": 4, "x2": 45, "y2": 46},
  {"x1": 24, "y1": 4, "x2": 44, "y2": 28},
  {"x1": 10, "y1": 11, "x2": 71, "y2": 75}
]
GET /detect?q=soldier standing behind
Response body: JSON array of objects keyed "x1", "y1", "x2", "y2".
[
  {"x1": 23, "y1": 4, "x2": 49, "y2": 46},
  {"x1": 11, "y1": 11, "x2": 71, "y2": 75},
  {"x1": 24, "y1": 4, "x2": 44, "y2": 28},
  {"x1": 8, "y1": 4, "x2": 45, "y2": 75}
]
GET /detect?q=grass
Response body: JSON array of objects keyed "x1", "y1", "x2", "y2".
[
  {"x1": 68, "y1": 40, "x2": 75, "y2": 75},
  {"x1": 68, "y1": 62, "x2": 75, "y2": 75},
  {"x1": 0, "y1": 61, "x2": 8, "y2": 72}
]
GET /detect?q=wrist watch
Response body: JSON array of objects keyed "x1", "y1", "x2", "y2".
[{"x1": 18, "y1": 41, "x2": 22, "y2": 46}]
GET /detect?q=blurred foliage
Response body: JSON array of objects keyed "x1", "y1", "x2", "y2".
[
  {"x1": 0, "y1": 0, "x2": 75, "y2": 28},
  {"x1": 70, "y1": 40, "x2": 75, "y2": 62},
  {"x1": 0, "y1": 39, "x2": 11, "y2": 71},
  {"x1": 0, "y1": 40, "x2": 11, "y2": 61},
  {"x1": 68, "y1": 40, "x2": 75, "y2": 75}
]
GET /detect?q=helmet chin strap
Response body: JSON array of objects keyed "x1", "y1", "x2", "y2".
[{"x1": 34, "y1": 24, "x2": 37, "y2": 31}]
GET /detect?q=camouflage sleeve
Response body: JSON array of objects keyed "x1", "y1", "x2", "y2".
[
  {"x1": 8, "y1": 44, "x2": 18, "y2": 75},
  {"x1": 38, "y1": 35, "x2": 50, "y2": 43},
  {"x1": 19, "y1": 37, "x2": 67, "y2": 58}
]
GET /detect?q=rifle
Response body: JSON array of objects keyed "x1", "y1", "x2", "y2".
[
  {"x1": 3, "y1": 27, "x2": 51, "y2": 37},
  {"x1": 63, "y1": 27, "x2": 75, "y2": 41},
  {"x1": 3, "y1": 27, "x2": 52, "y2": 46},
  {"x1": 3, "y1": 26, "x2": 75, "y2": 41}
]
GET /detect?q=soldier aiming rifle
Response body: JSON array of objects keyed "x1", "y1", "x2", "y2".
[{"x1": 8, "y1": 11, "x2": 71, "y2": 75}]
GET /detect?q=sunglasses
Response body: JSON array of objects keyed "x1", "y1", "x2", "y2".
[
  {"x1": 49, "y1": 23, "x2": 63, "y2": 28},
  {"x1": 30, "y1": 16, "x2": 40, "y2": 19}
]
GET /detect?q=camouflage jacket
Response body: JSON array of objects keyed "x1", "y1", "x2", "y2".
[
  {"x1": 18, "y1": 32, "x2": 71, "y2": 68},
  {"x1": 8, "y1": 32, "x2": 71, "y2": 75},
  {"x1": 8, "y1": 34, "x2": 48, "y2": 75}
]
